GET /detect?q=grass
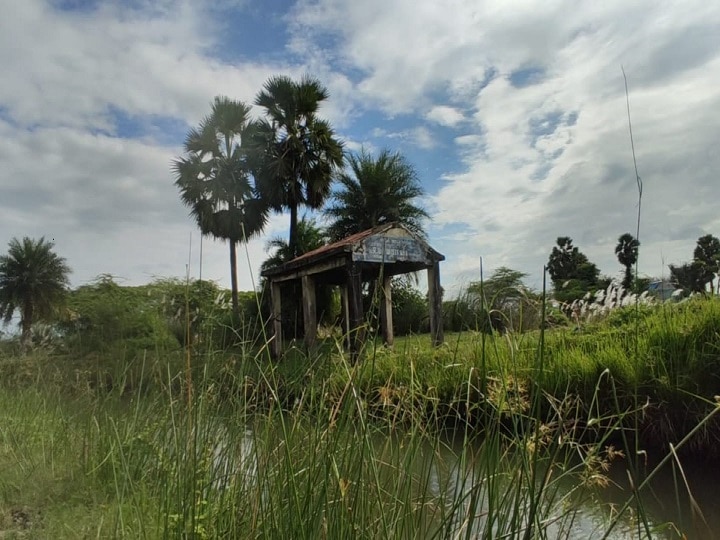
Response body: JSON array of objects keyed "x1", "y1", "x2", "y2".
[{"x1": 0, "y1": 297, "x2": 719, "y2": 538}]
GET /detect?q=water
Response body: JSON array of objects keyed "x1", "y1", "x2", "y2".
[
  {"x1": 417, "y1": 434, "x2": 720, "y2": 539},
  {"x1": 219, "y1": 418, "x2": 720, "y2": 538}
]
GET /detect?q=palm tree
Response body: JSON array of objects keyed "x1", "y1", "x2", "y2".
[
  {"x1": 0, "y1": 237, "x2": 71, "y2": 347},
  {"x1": 261, "y1": 216, "x2": 327, "y2": 273},
  {"x1": 253, "y1": 75, "x2": 344, "y2": 259},
  {"x1": 324, "y1": 149, "x2": 429, "y2": 242},
  {"x1": 173, "y1": 96, "x2": 268, "y2": 314},
  {"x1": 615, "y1": 233, "x2": 640, "y2": 290}
]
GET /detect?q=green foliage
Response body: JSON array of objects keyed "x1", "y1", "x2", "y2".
[
  {"x1": 151, "y1": 277, "x2": 258, "y2": 350},
  {"x1": 61, "y1": 276, "x2": 179, "y2": 357},
  {"x1": 253, "y1": 75, "x2": 344, "y2": 259},
  {"x1": 669, "y1": 261, "x2": 706, "y2": 294},
  {"x1": 443, "y1": 267, "x2": 542, "y2": 333},
  {"x1": 324, "y1": 148, "x2": 429, "y2": 241},
  {"x1": 632, "y1": 275, "x2": 652, "y2": 294},
  {"x1": 173, "y1": 96, "x2": 268, "y2": 313},
  {"x1": 467, "y1": 266, "x2": 542, "y2": 333},
  {"x1": 442, "y1": 296, "x2": 480, "y2": 332},
  {"x1": 2, "y1": 299, "x2": 720, "y2": 538},
  {"x1": 547, "y1": 237, "x2": 601, "y2": 302},
  {"x1": 692, "y1": 233, "x2": 720, "y2": 293},
  {"x1": 0, "y1": 236, "x2": 71, "y2": 346},
  {"x1": 390, "y1": 276, "x2": 428, "y2": 336},
  {"x1": 668, "y1": 234, "x2": 720, "y2": 295},
  {"x1": 615, "y1": 233, "x2": 640, "y2": 290}
]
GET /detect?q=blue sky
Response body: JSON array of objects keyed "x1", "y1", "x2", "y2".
[{"x1": 2, "y1": 0, "x2": 720, "y2": 296}]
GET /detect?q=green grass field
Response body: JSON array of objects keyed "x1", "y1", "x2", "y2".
[{"x1": 1, "y1": 297, "x2": 719, "y2": 538}]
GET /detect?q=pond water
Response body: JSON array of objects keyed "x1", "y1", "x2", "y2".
[
  {"x1": 414, "y1": 433, "x2": 720, "y2": 539},
  {"x1": 220, "y1": 419, "x2": 720, "y2": 538}
]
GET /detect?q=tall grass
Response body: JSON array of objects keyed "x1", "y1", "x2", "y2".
[{"x1": 1, "y1": 298, "x2": 719, "y2": 538}]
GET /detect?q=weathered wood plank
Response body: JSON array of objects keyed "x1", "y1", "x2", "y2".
[
  {"x1": 347, "y1": 262, "x2": 364, "y2": 357},
  {"x1": 302, "y1": 275, "x2": 317, "y2": 349},
  {"x1": 428, "y1": 262, "x2": 444, "y2": 347},
  {"x1": 266, "y1": 257, "x2": 347, "y2": 282},
  {"x1": 379, "y1": 274, "x2": 394, "y2": 346}
]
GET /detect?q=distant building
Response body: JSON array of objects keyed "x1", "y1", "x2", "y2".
[{"x1": 647, "y1": 280, "x2": 678, "y2": 301}]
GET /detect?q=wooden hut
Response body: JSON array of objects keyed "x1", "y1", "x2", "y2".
[{"x1": 261, "y1": 223, "x2": 445, "y2": 357}]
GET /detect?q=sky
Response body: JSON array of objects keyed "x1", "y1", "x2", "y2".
[{"x1": 2, "y1": 0, "x2": 719, "y2": 296}]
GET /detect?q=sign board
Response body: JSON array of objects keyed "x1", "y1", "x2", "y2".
[{"x1": 353, "y1": 235, "x2": 427, "y2": 264}]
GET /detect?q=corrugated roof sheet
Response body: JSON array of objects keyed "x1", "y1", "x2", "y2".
[{"x1": 261, "y1": 222, "x2": 444, "y2": 278}]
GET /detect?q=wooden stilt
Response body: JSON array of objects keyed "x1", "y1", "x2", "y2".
[
  {"x1": 428, "y1": 263, "x2": 444, "y2": 346},
  {"x1": 379, "y1": 274, "x2": 394, "y2": 346},
  {"x1": 347, "y1": 262, "x2": 364, "y2": 357},
  {"x1": 271, "y1": 281, "x2": 283, "y2": 358},
  {"x1": 302, "y1": 275, "x2": 317, "y2": 349}
]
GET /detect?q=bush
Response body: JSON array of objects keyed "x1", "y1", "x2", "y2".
[
  {"x1": 391, "y1": 277, "x2": 429, "y2": 336},
  {"x1": 61, "y1": 276, "x2": 178, "y2": 357}
]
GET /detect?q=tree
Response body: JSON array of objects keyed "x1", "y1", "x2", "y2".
[
  {"x1": 261, "y1": 216, "x2": 327, "y2": 273},
  {"x1": 547, "y1": 237, "x2": 579, "y2": 284},
  {"x1": 669, "y1": 262, "x2": 705, "y2": 294},
  {"x1": 253, "y1": 75, "x2": 344, "y2": 259},
  {"x1": 390, "y1": 276, "x2": 428, "y2": 336},
  {"x1": 615, "y1": 233, "x2": 640, "y2": 290},
  {"x1": 467, "y1": 267, "x2": 541, "y2": 333},
  {"x1": 547, "y1": 237, "x2": 600, "y2": 302},
  {"x1": 0, "y1": 237, "x2": 71, "y2": 347},
  {"x1": 325, "y1": 149, "x2": 429, "y2": 241},
  {"x1": 693, "y1": 234, "x2": 720, "y2": 294},
  {"x1": 173, "y1": 96, "x2": 268, "y2": 315}
]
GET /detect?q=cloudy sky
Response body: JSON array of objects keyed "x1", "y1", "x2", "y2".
[{"x1": 2, "y1": 0, "x2": 719, "y2": 295}]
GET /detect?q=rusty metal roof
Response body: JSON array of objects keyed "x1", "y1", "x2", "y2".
[{"x1": 261, "y1": 222, "x2": 444, "y2": 279}]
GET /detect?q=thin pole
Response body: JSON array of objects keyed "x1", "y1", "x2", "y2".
[{"x1": 199, "y1": 234, "x2": 203, "y2": 282}]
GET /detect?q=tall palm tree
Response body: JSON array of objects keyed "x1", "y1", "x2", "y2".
[
  {"x1": 324, "y1": 149, "x2": 429, "y2": 242},
  {"x1": 615, "y1": 233, "x2": 640, "y2": 290},
  {"x1": 173, "y1": 96, "x2": 268, "y2": 314},
  {"x1": 0, "y1": 237, "x2": 71, "y2": 347},
  {"x1": 253, "y1": 75, "x2": 344, "y2": 259}
]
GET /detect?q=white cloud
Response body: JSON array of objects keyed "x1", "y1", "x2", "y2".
[
  {"x1": 290, "y1": 0, "x2": 720, "y2": 290},
  {"x1": 426, "y1": 106, "x2": 465, "y2": 127},
  {"x1": 3, "y1": 0, "x2": 720, "y2": 300},
  {"x1": 369, "y1": 126, "x2": 436, "y2": 150},
  {"x1": 0, "y1": 1, "x2": 297, "y2": 131},
  {"x1": 0, "y1": 0, "x2": 304, "y2": 290}
]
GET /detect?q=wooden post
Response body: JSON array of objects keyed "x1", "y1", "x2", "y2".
[
  {"x1": 302, "y1": 274, "x2": 317, "y2": 349},
  {"x1": 379, "y1": 274, "x2": 394, "y2": 346},
  {"x1": 428, "y1": 262, "x2": 444, "y2": 347},
  {"x1": 340, "y1": 285, "x2": 350, "y2": 349},
  {"x1": 270, "y1": 281, "x2": 283, "y2": 358},
  {"x1": 347, "y1": 262, "x2": 364, "y2": 356}
]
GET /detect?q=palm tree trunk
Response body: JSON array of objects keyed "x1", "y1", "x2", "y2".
[
  {"x1": 20, "y1": 303, "x2": 32, "y2": 350},
  {"x1": 230, "y1": 240, "x2": 239, "y2": 315},
  {"x1": 624, "y1": 266, "x2": 633, "y2": 291}
]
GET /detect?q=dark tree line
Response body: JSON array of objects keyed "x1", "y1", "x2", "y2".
[
  {"x1": 546, "y1": 237, "x2": 602, "y2": 302},
  {"x1": 669, "y1": 234, "x2": 720, "y2": 294},
  {"x1": 546, "y1": 231, "x2": 720, "y2": 302}
]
